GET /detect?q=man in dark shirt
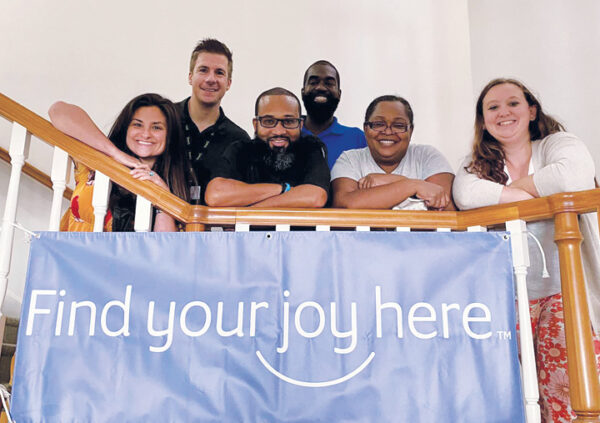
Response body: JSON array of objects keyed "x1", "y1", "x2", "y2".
[
  {"x1": 205, "y1": 88, "x2": 329, "y2": 208},
  {"x1": 179, "y1": 38, "x2": 250, "y2": 203}
]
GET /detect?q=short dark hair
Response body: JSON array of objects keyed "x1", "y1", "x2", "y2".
[
  {"x1": 254, "y1": 87, "x2": 302, "y2": 116},
  {"x1": 189, "y1": 38, "x2": 233, "y2": 77},
  {"x1": 364, "y1": 95, "x2": 414, "y2": 128},
  {"x1": 303, "y1": 60, "x2": 340, "y2": 88}
]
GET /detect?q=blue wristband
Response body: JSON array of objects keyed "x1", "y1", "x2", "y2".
[{"x1": 281, "y1": 182, "x2": 291, "y2": 193}]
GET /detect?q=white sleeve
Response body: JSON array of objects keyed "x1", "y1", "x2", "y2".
[
  {"x1": 452, "y1": 156, "x2": 504, "y2": 210},
  {"x1": 419, "y1": 145, "x2": 454, "y2": 178},
  {"x1": 533, "y1": 133, "x2": 596, "y2": 197},
  {"x1": 331, "y1": 150, "x2": 362, "y2": 182}
]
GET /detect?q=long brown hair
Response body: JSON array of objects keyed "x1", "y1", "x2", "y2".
[
  {"x1": 467, "y1": 78, "x2": 564, "y2": 184},
  {"x1": 107, "y1": 93, "x2": 190, "y2": 231}
]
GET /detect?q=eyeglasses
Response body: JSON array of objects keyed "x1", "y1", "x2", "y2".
[
  {"x1": 364, "y1": 121, "x2": 410, "y2": 134},
  {"x1": 256, "y1": 116, "x2": 303, "y2": 129}
]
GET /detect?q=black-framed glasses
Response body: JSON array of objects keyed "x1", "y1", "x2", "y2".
[
  {"x1": 364, "y1": 121, "x2": 410, "y2": 134},
  {"x1": 256, "y1": 116, "x2": 303, "y2": 129}
]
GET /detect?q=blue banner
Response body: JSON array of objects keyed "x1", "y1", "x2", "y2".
[{"x1": 13, "y1": 231, "x2": 524, "y2": 422}]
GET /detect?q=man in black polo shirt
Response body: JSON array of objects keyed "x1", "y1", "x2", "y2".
[
  {"x1": 180, "y1": 38, "x2": 250, "y2": 203},
  {"x1": 204, "y1": 88, "x2": 329, "y2": 207}
]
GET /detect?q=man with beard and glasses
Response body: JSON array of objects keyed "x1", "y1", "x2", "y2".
[
  {"x1": 301, "y1": 60, "x2": 366, "y2": 169},
  {"x1": 204, "y1": 88, "x2": 330, "y2": 207}
]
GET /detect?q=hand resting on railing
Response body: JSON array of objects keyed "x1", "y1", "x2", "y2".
[
  {"x1": 453, "y1": 77, "x2": 600, "y2": 422},
  {"x1": 331, "y1": 95, "x2": 456, "y2": 211},
  {"x1": 48, "y1": 93, "x2": 190, "y2": 232}
]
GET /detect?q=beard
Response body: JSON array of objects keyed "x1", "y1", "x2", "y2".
[
  {"x1": 264, "y1": 145, "x2": 295, "y2": 172},
  {"x1": 259, "y1": 138, "x2": 296, "y2": 172},
  {"x1": 302, "y1": 91, "x2": 340, "y2": 124}
]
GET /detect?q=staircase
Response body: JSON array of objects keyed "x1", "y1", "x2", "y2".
[{"x1": 1, "y1": 92, "x2": 600, "y2": 422}]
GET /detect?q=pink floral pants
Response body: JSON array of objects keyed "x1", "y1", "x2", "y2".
[{"x1": 525, "y1": 293, "x2": 600, "y2": 422}]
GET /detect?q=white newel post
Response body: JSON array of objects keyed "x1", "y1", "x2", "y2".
[
  {"x1": 48, "y1": 147, "x2": 71, "y2": 231},
  {"x1": 0, "y1": 123, "x2": 31, "y2": 314},
  {"x1": 91, "y1": 171, "x2": 111, "y2": 232},
  {"x1": 506, "y1": 219, "x2": 540, "y2": 423},
  {"x1": 134, "y1": 196, "x2": 152, "y2": 232}
]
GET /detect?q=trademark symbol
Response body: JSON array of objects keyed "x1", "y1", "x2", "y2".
[{"x1": 496, "y1": 330, "x2": 511, "y2": 340}]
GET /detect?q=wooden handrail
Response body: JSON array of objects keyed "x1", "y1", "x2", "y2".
[
  {"x1": 1, "y1": 92, "x2": 599, "y2": 230},
  {"x1": 1, "y1": 92, "x2": 600, "y2": 420},
  {"x1": 0, "y1": 146, "x2": 73, "y2": 200},
  {"x1": 0, "y1": 93, "x2": 190, "y2": 222}
]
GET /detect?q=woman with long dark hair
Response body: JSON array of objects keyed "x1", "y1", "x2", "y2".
[
  {"x1": 453, "y1": 78, "x2": 600, "y2": 422},
  {"x1": 49, "y1": 93, "x2": 190, "y2": 231}
]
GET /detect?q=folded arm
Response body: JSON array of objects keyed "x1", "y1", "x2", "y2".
[
  {"x1": 48, "y1": 101, "x2": 140, "y2": 168},
  {"x1": 333, "y1": 172, "x2": 453, "y2": 210},
  {"x1": 454, "y1": 158, "x2": 534, "y2": 209},
  {"x1": 205, "y1": 177, "x2": 281, "y2": 206},
  {"x1": 507, "y1": 176, "x2": 538, "y2": 198},
  {"x1": 205, "y1": 178, "x2": 327, "y2": 208},
  {"x1": 251, "y1": 184, "x2": 327, "y2": 208}
]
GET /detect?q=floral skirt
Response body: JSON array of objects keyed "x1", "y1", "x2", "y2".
[{"x1": 524, "y1": 293, "x2": 600, "y2": 422}]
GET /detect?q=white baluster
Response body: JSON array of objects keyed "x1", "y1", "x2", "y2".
[
  {"x1": 315, "y1": 225, "x2": 330, "y2": 231},
  {"x1": 134, "y1": 196, "x2": 153, "y2": 232},
  {"x1": 0, "y1": 123, "x2": 31, "y2": 312},
  {"x1": 355, "y1": 226, "x2": 370, "y2": 232},
  {"x1": 506, "y1": 219, "x2": 540, "y2": 423},
  {"x1": 48, "y1": 147, "x2": 71, "y2": 231},
  {"x1": 436, "y1": 227, "x2": 451, "y2": 232},
  {"x1": 275, "y1": 224, "x2": 290, "y2": 232},
  {"x1": 395, "y1": 227, "x2": 411, "y2": 232},
  {"x1": 235, "y1": 223, "x2": 250, "y2": 232},
  {"x1": 467, "y1": 225, "x2": 487, "y2": 232},
  {"x1": 91, "y1": 171, "x2": 111, "y2": 232}
]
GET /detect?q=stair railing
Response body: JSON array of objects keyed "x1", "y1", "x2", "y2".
[{"x1": 1, "y1": 92, "x2": 599, "y2": 422}]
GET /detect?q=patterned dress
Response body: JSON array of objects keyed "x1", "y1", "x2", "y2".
[{"x1": 60, "y1": 162, "x2": 112, "y2": 232}]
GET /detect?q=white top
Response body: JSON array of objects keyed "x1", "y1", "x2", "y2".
[
  {"x1": 331, "y1": 144, "x2": 454, "y2": 209},
  {"x1": 453, "y1": 132, "x2": 600, "y2": 330},
  {"x1": 332, "y1": 144, "x2": 454, "y2": 182}
]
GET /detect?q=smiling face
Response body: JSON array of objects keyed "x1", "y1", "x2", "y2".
[
  {"x1": 188, "y1": 52, "x2": 232, "y2": 107},
  {"x1": 125, "y1": 106, "x2": 167, "y2": 165},
  {"x1": 482, "y1": 83, "x2": 537, "y2": 147},
  {"x1": 253, "y1": 95, "x2": 302, "y2": 151},
  {"x1": 301, "y1": 63, "x2": 341, "y2": 123},
  {"x1": 364, "y1": 101, "x2": 412, "y2": 171}
]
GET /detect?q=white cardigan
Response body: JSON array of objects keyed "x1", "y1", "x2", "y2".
[{"x1": 453, "y1": 132, "x2": 600, "y2": 332}]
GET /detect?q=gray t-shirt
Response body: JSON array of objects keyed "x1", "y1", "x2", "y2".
[
  {"x1": 331, "y1": 144, "x2": 454, "y2": 210},
  {"x1": 332, "y1": 144, "x2": 453, "y2": 181}
]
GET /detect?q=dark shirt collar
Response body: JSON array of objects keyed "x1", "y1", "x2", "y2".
[{"x1": 181, "y1": 97, "x2": 226, "y2": 134}]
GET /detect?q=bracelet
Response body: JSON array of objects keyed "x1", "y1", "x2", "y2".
[{"x1": 280, "y1": 182, "x2": 291, "y2": 194}]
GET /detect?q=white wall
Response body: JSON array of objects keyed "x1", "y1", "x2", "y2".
[
  {"x1": 468, "y1": 0, "x2": 600, "y2": 172},
  {"x1": 1, "y1": 1, "x2": 599, "y2": 317},
  {"x1": 0, "y1": 0, "x2": 474, "y2": 168}
]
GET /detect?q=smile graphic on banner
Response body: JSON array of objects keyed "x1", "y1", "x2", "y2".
[{"x1": 13, "y1": 231, "x2": 525, "y2": 422}]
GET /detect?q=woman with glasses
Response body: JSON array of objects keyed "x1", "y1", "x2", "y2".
[
  {"x1": 49, "y1": 93, "x2": 190, "y2": 231},
  {"x1": 453, "y1": 78, "x2": 600, "y2": 422},
  {"x1": 331, "y1": 95, "x2": 455, "y2": 210}
]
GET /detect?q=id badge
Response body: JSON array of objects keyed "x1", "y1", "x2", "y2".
[{"x1": 190, "y1": 185, "x2": 201, "y2": 201}]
